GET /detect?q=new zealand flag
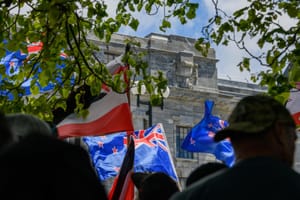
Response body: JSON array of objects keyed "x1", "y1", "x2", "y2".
[
  {"x1": 181, "y1": 100, "x2": 235, "y2": 166},
  {"x1": 83, "y1": 123, "x2": 178, "y2": 181},
  {"x1": 0, "y1": 42, "x2": 66, "y2": 99}
]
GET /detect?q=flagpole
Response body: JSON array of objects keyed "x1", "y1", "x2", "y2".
[{"x1": 124, "y1": 43, "x2": 131, "y2": 107}]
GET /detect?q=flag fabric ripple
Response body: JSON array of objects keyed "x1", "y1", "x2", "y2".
[
  {"x1": 83, "y1": 123, "x2": 178, "y2": 181},
  {"x1": 181, "y1": 100, "x2": 235, "y2": 166},
  {"x1": 0, "y1": 42, "x2": 65, "y2": 98},
  {"x1": 57, "y1": 54, "x2": 134, "y2": 138}
]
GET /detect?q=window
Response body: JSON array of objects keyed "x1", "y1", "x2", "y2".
[{"x1": 176, "y1": 126, "x2": 194, "y2": 159}]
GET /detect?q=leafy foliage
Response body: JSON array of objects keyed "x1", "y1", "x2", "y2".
[
  {"x1": 196, "y1": 0, "x2": 300, "y2": 104},
  {"x1": 0, "y1": 0, "x2": 197, "y2": 121},
  {"x1": 1, "y1": 0, "x2": 298, "y2": 122}
]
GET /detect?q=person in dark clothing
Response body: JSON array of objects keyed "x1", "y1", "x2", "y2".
[
  {"x1": 0, "y1": 134, "x2": 108, "y2": 200},
  {"x1": 185, "y1": 162, "x2": 228, "y2": 187},
  {"x1": 171, "y1": 94, "x2": 300, "y2": 200}
]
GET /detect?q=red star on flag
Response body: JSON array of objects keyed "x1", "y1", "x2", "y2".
[
  {"x1": 114, "y1": 166, "x2": 120, "y2": 173},
  {"x1": 112, "y1": 146, "x2": 118, "y2": 154},
  {"x1": 9, "y1": 61, "x2": 15, "y2": 68},
  {"x1": 190, "y1": 137, "x2": 195, "y2": 145},
  {"x1": 208, "y1": 131, "x2": 215, "y2": 138},
  {"x1": 97, "y1": 141, "x2": 104, "y2": 148}
]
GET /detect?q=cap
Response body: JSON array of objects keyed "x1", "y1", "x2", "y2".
[{"x1": 214, "y1": 95, "x2": 295, "y2": 142}]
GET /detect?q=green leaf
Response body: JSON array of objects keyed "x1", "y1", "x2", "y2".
[
  {"x1": 161, "y1": 19, "x2": 171, "y2": 30},
  {"x1": 30, "y1": 85, "x2": 40, "y2": 96},
  {"x1": 233, "y1": 7, "x2": 248, "y2": 18},
  {"x1": 215, "y1": 16, "x2": 222, "y2": 25},
  {"x1": 186, "y1": 3, "x2": 198, "y2": 19},
  {"x1": 128, "y1": 3, "x2": 135, "y2": 12},
  {"x1": 286, "y1": 5, "x2": 298, "y2": 18},
  {"x1": 129, "y1": 18, "x2": 139, "y2": 30}
]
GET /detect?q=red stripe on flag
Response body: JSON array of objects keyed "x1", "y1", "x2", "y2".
[
  {"x1": 108, "y1": 176, "x2": 118, "y2": 200},
  {"x1": 57, "y1": 103, "x2": 133, "y2": 138},
  {"x1": 108, "y1": 171, "x2": 135, "y2": 200},
  {"x1": 293, "y1": 112, "x2": 300, "y2": 125},
  {"x1": 27, "y1": 42, "x2": 43, "y2": 54},
  {"x1": 119, "y1": 171, "x2": 135, "y2": 200}
]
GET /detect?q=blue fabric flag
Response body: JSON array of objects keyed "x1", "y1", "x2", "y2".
[
  {"x1": 83, "y1": 123, "x2": 178, "y2": 181},
  {"x1": 0, "y1": 49, "x2": 66, "y2": 99},
  {"x1": 181, "y1": 100, "x2": 235, "y2": 166}
]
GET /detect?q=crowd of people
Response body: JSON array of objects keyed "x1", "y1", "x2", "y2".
[{"x1": 0, "y1": 94, "x2": 298, "y2": 200}]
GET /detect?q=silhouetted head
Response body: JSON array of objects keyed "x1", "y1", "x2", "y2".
[
  {"x1": 214, "y1": 95, "x2": 297, "y2": 166},
  {"x1": 186, "y1": 162, "x2": 228, "y2": 187},
  {"x1": 132, "y1": 172, "x2": 179, "y2": 200},
  {"x1": 0, "y1": 134, "x2": 107, "y2": 199},
  {"x1": 6, "y1": 113, "x2": 53, "y2": 142}
]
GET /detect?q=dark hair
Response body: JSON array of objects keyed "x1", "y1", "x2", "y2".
[
  {"x1": 5, "y1": 113, "x2": 53, "y2": 142},
  {"x1": 0, "y1": 134, "x2": 107, "y2": 199},
  {"x1": 133, "y1": 172, "x2": 179, "y2": 200},
  {"x1": 186, "y1": 162, "x2": 228, "y2": 187}
]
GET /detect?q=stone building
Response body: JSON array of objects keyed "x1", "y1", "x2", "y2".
[{"x1": 88, "y1": 32, "x2": 300, "y2": 188}]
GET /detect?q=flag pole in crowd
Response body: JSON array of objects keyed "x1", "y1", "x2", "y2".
[
  {"x1": 83, "y1": 123, "x2": 180, "y2": 195},
  {"x1": 108, "y1": 135, "x2": 135, "y2": 200}
]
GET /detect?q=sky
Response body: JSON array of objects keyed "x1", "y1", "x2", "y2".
[{"x1": 106, "y1": 0, "x2": 294, "y2": 83}]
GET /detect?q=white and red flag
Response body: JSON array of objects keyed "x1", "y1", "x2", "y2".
[{"x1": 57, "y1": 55, "x2": 134, "y2": 138}]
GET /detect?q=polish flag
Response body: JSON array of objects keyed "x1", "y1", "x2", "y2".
[{"x1": 57, "y1": 55, "x2": 134, "y2": 138}]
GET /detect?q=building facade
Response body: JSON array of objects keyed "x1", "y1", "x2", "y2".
[{"x1": 88, "y1": 32, "x2": 299, "y2": 188}]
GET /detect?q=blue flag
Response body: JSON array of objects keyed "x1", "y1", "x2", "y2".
[
  {"x1": 83, "y1": 123, "x2": 178, "y2": 181},
  {"x1": 181, "y1": 100, "x2": 235, "y2": 166},
  {"x1": 0, "y1": 46, "x2": 66, "y2": 99}
]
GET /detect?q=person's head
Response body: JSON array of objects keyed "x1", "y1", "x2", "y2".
[
  {"x1": 214, "y1": 95, "x2": 297, "y2": 166},
  {"x1": 186, "y1": 162, "x2": 228, "y2": 187},
  {"x1": 132, "y1": 172, "x2": 179, "y2": 200},
  {"x1": 6, "y1": 113, "x2": 53, "y2": 142},
  {"x1": 0, "y1": 134, "x2": 107, "y2": 199}
]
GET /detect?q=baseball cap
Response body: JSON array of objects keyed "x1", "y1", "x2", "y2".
[{"x1": 214, "y1": 95, "x2": 295, "y2": 142}]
